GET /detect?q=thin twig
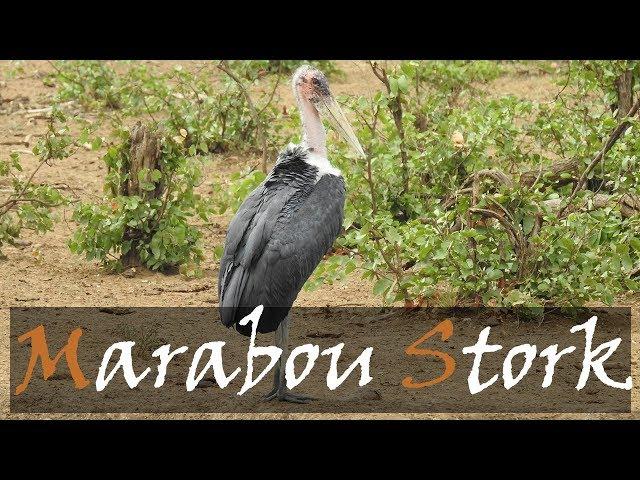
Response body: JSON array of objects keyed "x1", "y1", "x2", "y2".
[
  {"x1": 0, "y1": 140, "x2": 29, "y2": 147},
  {"x1": 257, "y1": 74, "x2": 281, "y2": 117},
  {"x1": 553, "y1": 61, "x2": 572, "y2": 103},
  {"x1": 155, "y1": 284, "x2": 214, "y2": 294},
  {"x1": 369, "y1": 61, "x2": 409, "y2": 197},
  {"x1": 0, "y1": 155, "x2": 50, "y2": 216},
  {"x1": 217, "y1": 60, "x2": 268, "y2": 174}
]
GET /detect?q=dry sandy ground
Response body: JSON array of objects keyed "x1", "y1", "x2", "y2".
[{"x1": 0, "y1": 60, "x2": 638, "y2": 420}]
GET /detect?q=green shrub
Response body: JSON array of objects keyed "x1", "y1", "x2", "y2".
[
  {"x1": 69, "y1": 125, "x2": 214, "y2": 276},
  {"x1": 0, "y1": 110, "x2": 71, "y2": 258},
  {"x1": 305, "y1": 60, "x2": 640, "y2": 307}
]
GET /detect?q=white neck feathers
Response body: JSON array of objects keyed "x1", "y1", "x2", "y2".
[{"x1": 304, "y1": 150, "x2": 342, "y2": 181}]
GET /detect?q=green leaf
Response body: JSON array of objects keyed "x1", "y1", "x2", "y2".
[
  {"x1": 373, "y1": 278, "x2": 393, "y2": 296},
  {"x1": 344, "y1": 260, "x2": 356, "y2": 275},
  {"x1": 522, "y1": 215, "x2": 535, "y2": 235},
  {"x1": 397, "y1": 75, "x2": 409, "y2": 94},
  {"x1": 389, "y1": 77, "x2": 399, "y2": 96},
  {"x1": 137, "y1": 168, "x2": 149, "y2": 183},
  {"x1": 432, "y1": 248, "x2": 447, "y2": 261},
  {"x1": 150, "y1": 169, "x2": 162, "y2": 182},
  {"x1": 485, "y1": 269, "x2": 503, "y2": 281}
]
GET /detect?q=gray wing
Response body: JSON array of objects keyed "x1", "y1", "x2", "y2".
[{"x1": 218, "y1": 175, "x2": 345, "y2": 334}]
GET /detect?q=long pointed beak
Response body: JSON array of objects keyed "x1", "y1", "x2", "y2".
[{"x1": 319, "y1": 96, "x2": 366, "y2": 159}]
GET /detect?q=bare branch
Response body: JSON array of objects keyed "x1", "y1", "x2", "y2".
[
  {"x1": 469, "y1": 207, "x2": 525, "y2": 255},
  {"x1": 462, "y1": 169, "x2": 514, "y2": 189},
  {"x1": 543, "y1": 193, "x2": 640, "y2": 218},
  {"x1": 519, "y1": 158, "x2": 581, "y2": 188},
  {"x1": 558, "y1": 96, "x2": 640, "y2": 217}
]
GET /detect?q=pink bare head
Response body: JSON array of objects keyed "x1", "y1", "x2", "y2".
[{"x1": 291, "y1": 64, "x2": 365, "y2": 159}]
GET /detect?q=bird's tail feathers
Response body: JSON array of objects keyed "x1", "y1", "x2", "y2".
[{"x1": 219, "y1": 264, "x2": 248, "y2": 328}]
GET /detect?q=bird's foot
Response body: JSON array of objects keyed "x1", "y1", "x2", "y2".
[{"x1": 263, "y1": 386, "x2": 316, "y2": 404}]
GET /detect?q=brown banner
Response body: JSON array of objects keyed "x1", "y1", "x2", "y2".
[{"x1": 10, "y1": 307, "x2": 632, "y2": 413}]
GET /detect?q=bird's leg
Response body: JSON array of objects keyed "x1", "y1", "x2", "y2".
[{"x1": 263, "y1": 315, "x2": 315, "y2": 403}]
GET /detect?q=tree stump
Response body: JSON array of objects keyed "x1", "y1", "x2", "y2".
[
  {"x1": 615, "y1": 70, "x2": 634, "y2": 120},
  {"x1": 121, "y1": 122, "x2": 164, "y2": 269}
]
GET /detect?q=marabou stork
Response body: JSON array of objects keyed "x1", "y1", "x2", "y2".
[{"x1": 218, "y1": 65, "x2": 365, "y2": 403}]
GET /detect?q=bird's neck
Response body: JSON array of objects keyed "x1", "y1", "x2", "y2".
[{"x1": 299, "y1": 99, "x2": 327, "y2": 158}]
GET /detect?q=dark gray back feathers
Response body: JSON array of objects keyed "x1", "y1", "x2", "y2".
[{"x1": 219, "y1": 145, "x2": 346, "y2": 336}]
